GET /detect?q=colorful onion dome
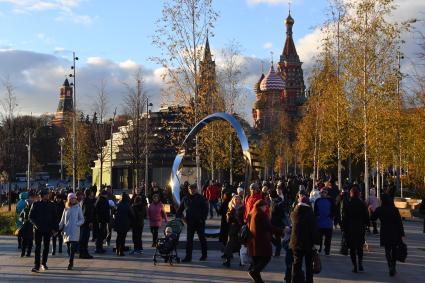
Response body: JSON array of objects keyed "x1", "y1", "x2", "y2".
[{"x1": 260, "y1": 64, "x2": 285, "y2": 92}]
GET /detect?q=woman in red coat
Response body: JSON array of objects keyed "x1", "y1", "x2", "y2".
[{"x1": 247, "y1": 199, "x2": 283, "y2": 283}]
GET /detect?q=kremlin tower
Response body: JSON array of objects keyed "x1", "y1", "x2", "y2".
[{"x1": 52, "y1": 78, "x2": 73, "y2": 135}]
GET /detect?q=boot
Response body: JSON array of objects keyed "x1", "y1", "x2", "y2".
[
  {"x1": 118, "y1": 246, "x2": 125, "y2": 256},
  {"x1": 358, "y1": 256, "x2": 364, "y2": 271},
  {"x1": 351, "y1": 254, "x2": 358, "y2": 273},
  {"x1": 67, "y1": 260, "x2": 73, "y2": 270}
]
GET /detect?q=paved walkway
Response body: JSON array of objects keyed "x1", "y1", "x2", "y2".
[{"x1": 0, "y1": 218, "x2": 424, "y2": 283}]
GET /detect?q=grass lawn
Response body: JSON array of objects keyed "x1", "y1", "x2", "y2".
[{"x1": 0, "y1": 205, "x2": 16, "y2": 235}]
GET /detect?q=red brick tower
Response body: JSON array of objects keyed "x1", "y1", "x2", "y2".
[{"x1": 52, "y1": 78, "x2": 73, "y2": 136}]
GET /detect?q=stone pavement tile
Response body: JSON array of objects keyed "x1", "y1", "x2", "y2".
[{"x1": 0, "y1": 220, "x2": 424, "y2": 282}]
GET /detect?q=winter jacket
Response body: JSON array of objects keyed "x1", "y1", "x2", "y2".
[
  {"x1": 19, "y1": 202, "x2": 33, "y2": 239},
  {"x1": 176, "y1": 193, "x2": 208, "y2": 225},
  {"x1": 59, "y1": 204, "x2": 85, "y2": 243},
  {"x1": 247, "y1": 207, "x2": 282, "y2": 257},
  {"x1": 114, "y1": 200, "x2": 132, "y2": 233},
  {"x1": 289, "y1": 203, "x2": 318, "y2": 252},
  {"x1": 81, "y1": 197, "x2": 95, "y2": 227},
  {"x1": 371, "y1": 205, "x2": 405, "y2": 247},
  {"x1": 244, "y1": 192, "x2": 268, "y2": 221},
  {"x1": 95, "y1": 195, "x2": 110, "y2": 224},
  {"x1": 342, "y1": 197, "x2": 369, "y2": 248},
  {"x1": 16, "y1": 192, "x2": 29, "y2": 228},
  {"x1": 205, "y1": 185, "x2": 221, "y2": 201},
  {"x1": 367, "y1": 195, "x2": 380, "y2": 213},
  {"x1": 148, "y1": 202, "x2": 168, "y2": 227},
  {"x1": 54, "y1": 200, "x2": 65, "y2": 229},
  {"x1": 29, "y1": 200, "x2": 58, "y2": 234},
  {"x1": 131, "y1": 198, "x2": 147, "y2": 229},
  {"x1": 314, "y1": 197, "x2": 335, "y2": 229},
  {"x1": 270, "y1": 196, "x2": 286, "y2": 228}
]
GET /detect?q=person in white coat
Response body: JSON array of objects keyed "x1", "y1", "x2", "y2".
[{"x1": 59, "y1": 193, "x2": 84, "y2": 270}]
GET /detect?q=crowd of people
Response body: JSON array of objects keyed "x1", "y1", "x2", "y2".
[{"x1": 12, "y1": 176, "x2": 420, "y2": 283}]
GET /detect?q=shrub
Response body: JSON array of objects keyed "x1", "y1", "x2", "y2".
[{"x1": 0, "y1": 209, "x2": 16, "y2": 235}]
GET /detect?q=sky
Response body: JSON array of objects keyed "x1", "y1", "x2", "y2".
[{"x1": 0, "y1": 0, "x2": 423, "y2": 124}]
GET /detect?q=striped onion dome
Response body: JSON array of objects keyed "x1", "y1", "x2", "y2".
[{"x1": 260, "y1": 64, "x2": 285, "y2": 92}]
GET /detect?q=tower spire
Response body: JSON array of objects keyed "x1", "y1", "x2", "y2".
[{"x1": 204, "y1": 29, "x2": 212, "y2": 61}]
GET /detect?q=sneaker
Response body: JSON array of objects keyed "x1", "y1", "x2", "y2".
[
  {"x1": 248, "y1": 271, "x2": 258, "y2": 282},
  {"x1": 199, "y1": 255, "x2": 207, "y2": 261},
  {"x1": 31, "y1": 267, "x2": 39, "y2": 273},
  {"x1": 25, "y1": 254, "x2": 31, "y2": 257},
  {"x1": 67, "y1": 264, "x2": 73, "y2": 270},
  {"x1": 41, "y1": 265, "x2": 48, "y2": 271}
]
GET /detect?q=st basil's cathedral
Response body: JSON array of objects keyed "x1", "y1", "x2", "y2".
[{"x1": 252, "y1": 11, "x2": 306, "y2": 134}]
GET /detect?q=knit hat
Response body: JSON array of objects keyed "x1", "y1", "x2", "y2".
[
  {"x1": 67, "y1": 193, "x2": 77, "y2": 200},
  {"x1": 237, "y1": 187, "x2": 244, "y2": 194}
]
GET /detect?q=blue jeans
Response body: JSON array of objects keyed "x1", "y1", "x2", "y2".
[{"x1": 209, "y1": 200, "x2": 219, "y2": 218}]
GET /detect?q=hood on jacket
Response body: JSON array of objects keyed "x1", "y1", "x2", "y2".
[{"x1": 19, "y1": 192, "x2": 29, "y2": 200}]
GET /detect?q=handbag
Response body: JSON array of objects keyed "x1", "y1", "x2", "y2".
[
  {"x1": 312, "y1": 250, "x2": 322, "y2": 274},
  {"x1": 396, "y1": 241, "x2": 407, "y2": 262},
  {"x1": 239, "y1": 245, "x2": 252, "y2": 266}
]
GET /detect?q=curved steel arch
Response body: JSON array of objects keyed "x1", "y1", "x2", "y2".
[{"x1": 170, "y1": 112, "x2": 252, "y2": 205}]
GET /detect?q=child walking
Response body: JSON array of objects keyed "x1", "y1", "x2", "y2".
[{"x1": 147, "y1": 194, "x2": 168, "y2": 247}]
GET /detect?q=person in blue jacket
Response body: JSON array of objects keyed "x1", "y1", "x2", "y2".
[
  {"x1": 314, "y1": 188, "x2": 336, "y2": 255},
  {"x1": 16, "y1": 191, "x2": 29, "y2": 249}
]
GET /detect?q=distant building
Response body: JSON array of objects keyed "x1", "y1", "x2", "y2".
[
  {"x1": 52, "y1": 78, "x2": 73, "y2": 136},
  {"x1": 252, "y1": 11, "x2": 306, "y2": 133}
]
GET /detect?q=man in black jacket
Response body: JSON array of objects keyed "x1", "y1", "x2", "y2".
[
  {"x1": 29, "y1": 189, "x2": 57, "y2": 273},
  {"x1": 176, "y1": 183, "x2": 208, "y2": 262},
  {"x1": 290, "y1": 195, "x2": 319, "y2": 283},
  {"x1": 79, "y1": 188, "x2": 95, "y2": 258},
  {"x1": 95, "y1": 190, "x2": 110, "y2": 253}
]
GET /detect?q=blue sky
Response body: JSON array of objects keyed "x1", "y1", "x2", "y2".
[
  {"x1": 0, "y1": 0, "x2": 422, "y2": 122},
  {"x1": 0, "y1": 0, "x2": 327, "y2": 67}
]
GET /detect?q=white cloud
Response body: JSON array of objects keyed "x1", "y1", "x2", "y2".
[
  {"x1": 0, "y1": 0, "x2": 93, "y2": 25},
  {"x1": 119, "y1": 59, "x2": 138, "y2": 70},
  {"x1": 0, "y1": 50, "x2": 164, "y2": 117},
  {"x1": 263, "y1": 42, "x2": 273, "y2": 49}
]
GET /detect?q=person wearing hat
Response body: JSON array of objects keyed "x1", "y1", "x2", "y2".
[
  {"x1": 244, "y1": 183, "x2": 269, "y2": 222},
  {"x1": 314, "y1": 188, "x2": 336, "y2": 255},
  {"x1": 176, "y1": 183, "x2": 208, "y2": 262},
  {"x1": 29, "y1": 189, "x2": 58, "y2": 273},
  {"x1": 290, "y1": 195, "x2": 319, "y2": 283},
  {"x1": 247, "y1": 199, "x2": 283, "y2": 282},
  {"x1": 59, "y1": 193, "x2": 84, "y2": 270},
  {"x1": 237, "y1": 187, "x2": 244, "y2": 199}
]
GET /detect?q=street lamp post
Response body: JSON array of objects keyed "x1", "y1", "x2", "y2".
[
  {"x1": 110, "y1": 108, "x2": 117, "y2": 192},
  {"x1": 69, "y1": 52, "x2": 78, "y2": 192},
  {"x1": 26, "y1": 129, "x2": 33, "y2": 191},
  {"x1": 145, "y1": 98, "x2": 153, "y2": 196},
  {"x1": 59, "y1": 138, "x2": 65, "y2": 181}
]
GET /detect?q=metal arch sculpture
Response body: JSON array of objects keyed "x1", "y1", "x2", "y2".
[{"x1": 170, "y1": 112, "x2": 252, "y2": 205}]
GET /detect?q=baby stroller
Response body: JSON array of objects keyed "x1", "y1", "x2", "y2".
[{"x1": 153, "y1": 218, "x2": 184, "y2": 265}]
